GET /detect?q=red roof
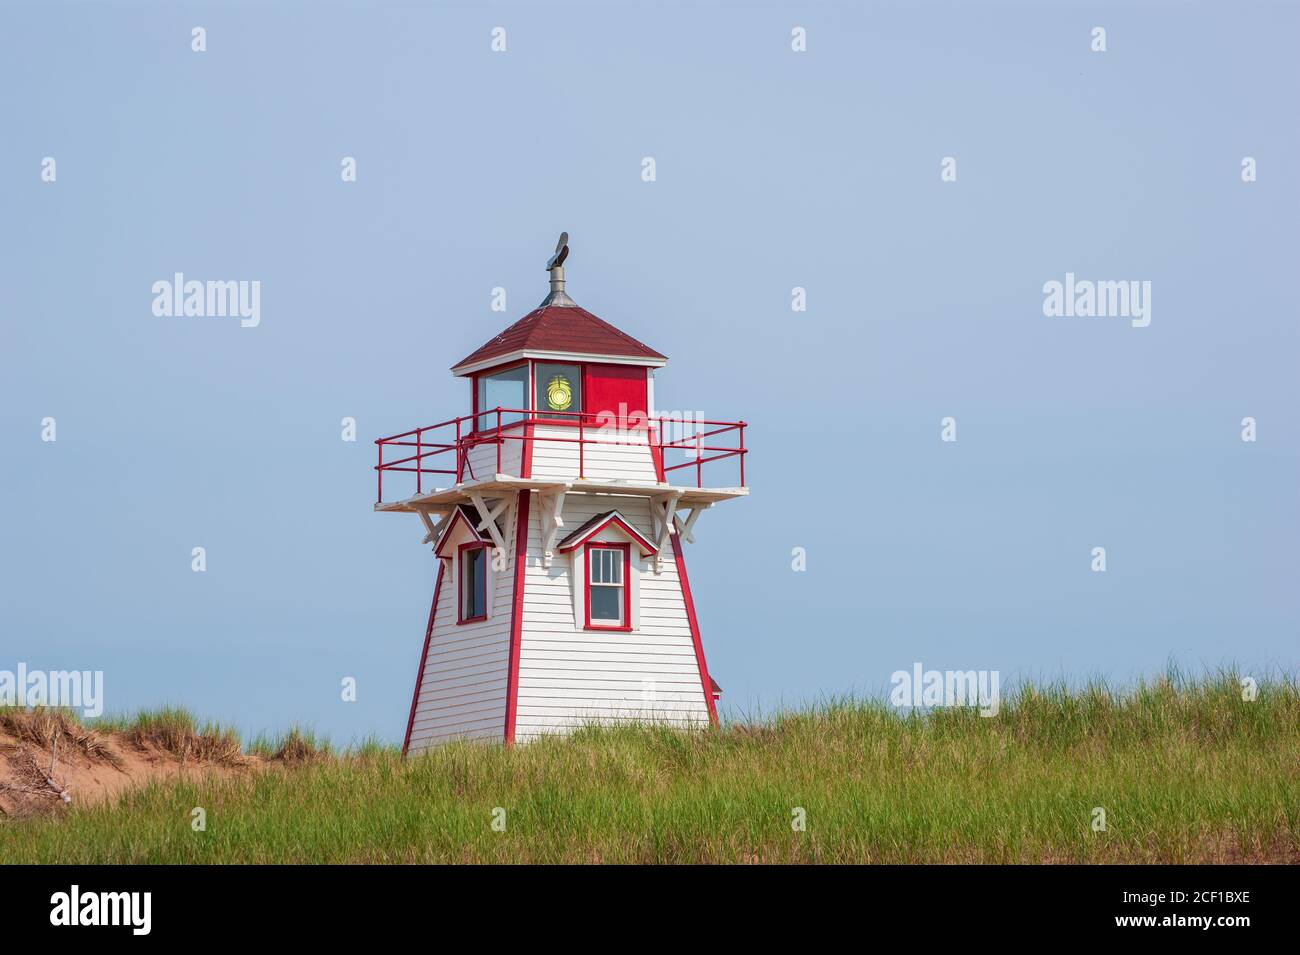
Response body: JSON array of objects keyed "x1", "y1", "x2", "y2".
[{"x1": 452, "y1": 304, "x2": 666, "y2": 372}]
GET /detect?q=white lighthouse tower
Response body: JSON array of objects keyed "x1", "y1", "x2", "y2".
[{"x1": 376, "y1": 235, "x2": 748, "y2": 753}]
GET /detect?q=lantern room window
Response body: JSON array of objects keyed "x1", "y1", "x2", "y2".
[
  {"x1": 585, "y1": 542, "x2": 629, "y2": 629},
  {"x1": 458, "y1": 542, "x2": 488, "y2": 623},
  {"x1": 475, "y1": 364, "x2": 529, "y2": 431},
  {"x1": 535, "y1": 362, "x2": 582, "y2": 418}
]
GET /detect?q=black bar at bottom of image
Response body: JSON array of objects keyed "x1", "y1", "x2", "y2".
[{"x1": 0, "y1": 864, "x2": 1281, "y2": 940}]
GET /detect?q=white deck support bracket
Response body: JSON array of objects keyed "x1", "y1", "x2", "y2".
[
  {"x1": 672, "y1": 503, "x2": 709, "y2": 545},
  {"x1": 502, "y1": 495, "x2": 519, "y2": 564},
  {"x1": 538, "y1": 490, "x2": 566, "y2": 568},
  {"x1": 468, "y1": 492, "x2": 510, "y2": 554},
  {"x1": 415, "y1": 505, "x2": 452, "y2": 547},
  {"x1": 649, "y1": 490, "x2": 682, "y2": 574}
]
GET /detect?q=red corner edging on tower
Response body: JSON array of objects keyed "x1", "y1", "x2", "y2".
[
  {"x1": 521, "y1": 421, "x2": 534, "y2": 479},
  {"x1": 402, "y1": 561, "x2": 445, "y2": 757},
  {"x1": 671, "y1": 532, "x2": 719, "y2": 727},
  {"x1": 503, "y1": 489, "x2": 531, "y2": 745}
]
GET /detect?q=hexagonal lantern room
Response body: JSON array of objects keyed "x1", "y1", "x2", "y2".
[{"x1": 375, "y1": 234, "x2": 748, "y2": 753}]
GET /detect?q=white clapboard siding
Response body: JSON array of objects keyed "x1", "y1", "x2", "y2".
[
  {"x1": 462, "y1": 433, "x2": 523, "y2": 481},
  {"x1": 528, "y1": 425, "x2": 658, "y2": 482},
  {"x1": 520, "y1": 675, "x2": 707, "y2": 692},
  {"x1": 514, "y1": 493, "x2": 710, "y2": 742},
  {"x1": 406, "y1": 517, "x2": 517, "y2": 753}
]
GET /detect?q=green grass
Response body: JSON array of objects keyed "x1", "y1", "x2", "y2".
[
  {"x1": 2, "y1": 675, "x2": 1297, "y2": 863},
  {"x1": 94, "y1": 706, "x2": 244, "y2": 764}
]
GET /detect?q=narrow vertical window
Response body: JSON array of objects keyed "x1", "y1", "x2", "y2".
[
  {"x1": 459, "y1": 543, "x2": 488, "y2": 623},
  {"x1": 586, "y1": 543, "x2": 628, "y2": 629}
]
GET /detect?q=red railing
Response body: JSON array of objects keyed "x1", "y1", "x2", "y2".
[{"x1": 375, "y1": 408, "x2": 746, "y2": 504}]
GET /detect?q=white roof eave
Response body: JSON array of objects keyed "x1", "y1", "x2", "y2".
[{"x1": 451, "y1": 349, "x2": 668, "y2": 377}]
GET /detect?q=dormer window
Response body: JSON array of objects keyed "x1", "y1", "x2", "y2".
[
  {"x1": 430, "y1": 504, "x2": 495, "y2": 625},
  {"x1": 557, "y1": 510, "x2": 658, "y2": 633},
  {"x1": 534, "y1": 363, "x2": 582, "y2": 417}
]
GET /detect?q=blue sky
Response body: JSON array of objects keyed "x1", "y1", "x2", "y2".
[{"x1": 2, "y1": 1, "x2": 1296, "y2": 743}]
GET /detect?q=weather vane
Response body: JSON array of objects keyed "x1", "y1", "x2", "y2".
[
  {"x1": 542, "y1": 232, "x2": 575, "y2": 306},
  {"x1": 546, "y1": 232, "x2": 569, "y2": 271}
]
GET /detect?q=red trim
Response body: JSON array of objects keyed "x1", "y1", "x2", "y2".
[
  {"x1": 456, "y1": 541, "x2": 489, "y2": 624},
  {"x1": 502, "y1": 489, "x2": 531, "y2": 745},
  {"x1": 558, "y1": 512, "x2": 656, "y2": 556},
  {"x1": 671, "y1": 533, "x2": 718, "y2": 727},
  {"x1": 649, "y1": 446, "x2": 667, "y2": 479},
  {"x1": 649, "y1": 417, "x2": 667, "y2": 482},
  {"x1": 402, "y1": 560, "x2": 445, "y2": 757},
  {"x1": 525, "y1": 417, "x2": 586, "y2": 428},
  {"x1": 583, "y1": 542, "x2": 632, "y2": 631},
  {"x1": 469, "y1": 374, "x2": 477, "y2": 430},
  {"x1": 520, "y1": 420, "x2": 534, "y2": 478},
  {"x1": 520, "y1": 363, "x2": 535, "y2": 478}
]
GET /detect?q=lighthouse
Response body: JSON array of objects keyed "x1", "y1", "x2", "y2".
[{"x1": 376, "y1": 235, "x2": 748, "y2": 753}]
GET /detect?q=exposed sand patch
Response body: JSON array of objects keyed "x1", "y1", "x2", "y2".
[{"x1": 0, "y1": 713, "x2": 262, "y2": 817}]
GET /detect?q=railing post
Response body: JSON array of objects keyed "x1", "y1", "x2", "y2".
[
  {"x1": 497, "y1": 408, "x2": 502, "y2": 474},
  {"x1": 416, "y1": 429, "x2": 422, "y2": 494},
  {"x1": 455, "y1": 416, "x2": 462, "y2": 483},
  {"x1": 377, "y1": 440, "x2": 383, "y2": 504},
  {"x1": 696, "y1": 433, "x2": 702, "y2": 488},
  {"x1": 739, "y1": 422, "x2": 746, "y2": 487},
  {"x1": 579, "y1": 414, "x2": 585, "y2": 478}
]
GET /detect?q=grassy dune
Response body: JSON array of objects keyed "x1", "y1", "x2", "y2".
[{"x1": 2, "y1": 676, "x2": 1297, "y2": 863}]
